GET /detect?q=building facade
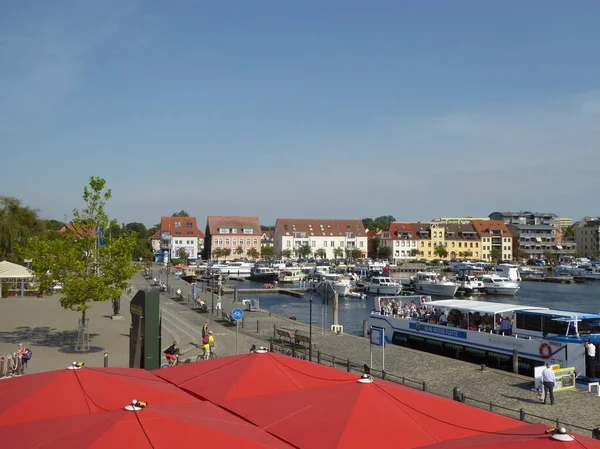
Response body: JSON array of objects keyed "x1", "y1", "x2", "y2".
[
  {"x1": 274, "y1": 218, "x2": 367, "y2": 259},
  {"x1": 158, "y1": 216, "x2": 205, "y2": 263},
  {"x1": 434, "y1": 217, "x2": 490, "y2": 224},
  {"x1": 574, "y1": 217, "x2": 600, "y2": 259},
  {"x1": 380, "y1": 223, "x2": 418, "y2": 262},
  {"x1": 471, "y1": 220, "x2": 513, "y2": 261},
  {"x1": 204, "y1": 216, "x2": 262, "y2": 260},
  {"x1": 489, "y1": 211, "x2": 558, "y2": 258}
]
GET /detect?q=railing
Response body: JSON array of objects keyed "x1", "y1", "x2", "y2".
[
  {"x1": 269, "y1": 340, "x2": 598, "y2": 438},
  {"x1": 0, "y1": 354, "x2": 21, "y2": 378}
]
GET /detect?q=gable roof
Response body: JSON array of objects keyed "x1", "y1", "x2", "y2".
[
  {"x1": 161, "y1": 216, "x2": 205, "y2": 239},
  {"x1": 442, "y1": 223, "x2": 479, "y2": 240},
  {"x1": 276, "y1": 218, "x2": 366, "y2": 238},
  {"x1": 471, "y1": 220, "x2": 512, "y2": 238},
  {"x1": 207, "y1": 216, "x2": 261, "y2": 236},
  {"x1": 151, "y1": 229, "x2": 160, "y2": 240},
  {"x1": 385, "y1": 222, "x2": 416, "y2": 240},
  {"x1": 58, "y1": 223, "x2": 95, "y2": 239}
]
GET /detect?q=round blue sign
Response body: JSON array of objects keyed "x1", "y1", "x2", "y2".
[{"x1": 231, "y1": 308, "x2": 244, "y2": 321}]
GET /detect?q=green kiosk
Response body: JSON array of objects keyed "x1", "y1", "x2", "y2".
[{"x1": 129, "y1": 290, "x2": 161, "y2": 370}]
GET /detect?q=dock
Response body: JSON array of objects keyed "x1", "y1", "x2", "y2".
[
  {"x1": 221, "y1": 287, "x2": 307, "y2": 298},
  {"x1": 522, "y1": 276, "x2": 574, "y2": 284}
]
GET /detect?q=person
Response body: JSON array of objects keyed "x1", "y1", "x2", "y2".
[
  {"x1": 584, "y1": 339, "x2": 597, "y2": 379},
  {"x1": 164, "y1": 341, "x2": 179, "y2": 366},
  {"x1": 202, "y1": 330, "x2": 215, "y2": 360},
  {"x1": 541, "y1": 361, "x2": 556, "y2": 405},
  {"x1": 202, "y1": 320, "x2": 209, "y2": 339},
  {"x1": 216, "y1": 295, "x2": 222, "y2": 312},
  {"x1": 16, "y1": 343, "x2": 27, "y2": 374}
]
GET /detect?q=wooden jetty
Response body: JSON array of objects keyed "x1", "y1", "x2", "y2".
[{"x1": 221, "y1": 287, "x2": 307, "y2": 298}]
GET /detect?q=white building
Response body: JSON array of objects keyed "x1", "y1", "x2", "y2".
[
  {"x1": 157, "y1": 216, "x2": 205, "y2": 263},
  {"x1": 274, "y1": 218, "x2": 367, "y2": 259},
  {"x1": 380, "y1": 222, "x2": 419, "y2": 262}
]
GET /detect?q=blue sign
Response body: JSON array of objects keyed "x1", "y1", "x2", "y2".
[
  {"x1": 231, "y1": 308, "x2": 244, "y2": 321},
  {"x1": 409, "y1": 322, "x2": 467, "y2": 339},
  {"x1": 370, "y1": 326, "x2": 384, "y2": 346}
]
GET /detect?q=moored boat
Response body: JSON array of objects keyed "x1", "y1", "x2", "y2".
[
  {"x1": 249, "y1": 266, "x2": 279, "y2": 282},
  {"x1": 413, "y1": 272, "x2": 458, "y2": 297},
  {"x1": 481, "y1": 274, "x2": 520, "y2": 295},
  {"x1": 365, "y1": 277, "x2": 402, "y2": 296}
]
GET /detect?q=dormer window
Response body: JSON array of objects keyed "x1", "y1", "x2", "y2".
[
  {"x1": 231, "y1": 228, "x2": 237, "y2": 233},
  {"x1": 219, "y1": 228, "x2": 230, "y2": 234}
]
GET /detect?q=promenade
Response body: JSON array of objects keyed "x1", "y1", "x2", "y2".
[{"x1": 2, "y1": 266, "x2": 599, "y2": 434}]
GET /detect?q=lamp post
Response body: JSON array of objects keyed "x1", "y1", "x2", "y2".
[
  {"x1": 211, "y1": 276, "x2": 214, "y2": 314},
  {"x1": 309, "y1": 291, "x2": 313, "y2": 362}
]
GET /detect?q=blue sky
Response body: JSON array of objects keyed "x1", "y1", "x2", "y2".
[{"x1": 1, "y1": 1, "x2": 599, "y2": 227}]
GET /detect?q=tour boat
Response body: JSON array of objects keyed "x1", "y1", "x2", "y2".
[
  {"x1": 413, "y1": 272, "x2": 458, "y2": 297},
  {"x1": 365, "y1": 277, "x2": 402, "y2": 296},
  {"x1": 369, "y1": 297, "x2": 600, "y2": 377},
  {"x1": 249, "y1": 266, "x2": 280, "y2": 282},
  {"x1": 480, "y1": 274, "x2": 520, "y2": 295}
]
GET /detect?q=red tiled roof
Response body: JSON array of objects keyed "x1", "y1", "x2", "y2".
[
  {"x1": 276, "y1": 218, "x2": 366, "y2": 237},
  {"x1": 386, "y1": 222, "x2": 416, "y2": 240},
  {"x1": 207, "y1": 216, "x2": 261, "y2": 236},
  {"x1": 471, "y1": 220, "x2": 512, "y2": 238},
  {"x1": 366, "y1": 229, "x2": 381, "y2": 239},
  {"x1": 151, "y1": 229, "x2": 160, "y2": 239},
  {"x1": 58, "y1": 223, "x2": 95, "y2": 239},
  {"x1": 161, "y1": 216, "x2": 205, "y2": 239}
]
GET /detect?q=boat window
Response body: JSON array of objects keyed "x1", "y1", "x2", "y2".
[
  {"x1": 542, "y1": 316, "x2": 568, "y2": 335},
  {"x1": 516, "y1": 313, "x2": 541, "y2": 332},
  {"x1": 579, "y1": 319, "x2": 600, "y2": 334}
]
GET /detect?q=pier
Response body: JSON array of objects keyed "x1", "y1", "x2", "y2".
[{"x1": 221, "y1": 287, "x2": 307, "y2": 298}]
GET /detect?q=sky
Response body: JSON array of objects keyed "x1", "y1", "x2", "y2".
[{"x1": 1, "y1": 1, "x2": 599, "y2": 227}]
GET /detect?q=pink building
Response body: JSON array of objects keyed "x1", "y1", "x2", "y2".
[{"x1": 204, "y1": 216, "x2": 262, "y2": 260}]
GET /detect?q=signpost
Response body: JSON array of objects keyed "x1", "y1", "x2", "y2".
[
  {"x1": 231, "y1": 308, "x2": 244, "y2": 355},
  {"x1": 369, "y1": 326, "x2": 385, "y2": 373}
]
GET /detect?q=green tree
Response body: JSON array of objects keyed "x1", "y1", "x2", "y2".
[
  {"x1": 409, "y1": 248, "x2": 420, "y2": 258},
  {"x1": 177, "y1": 247, "x2": 189, "y2": 264},
  {"x1": 490, "y1": 248, "x2": 502, "y2": 262},
  {"x1": 374, "y1": 215, "x2": 396, "y2": 231},
  {"x1": 124, "y1": 222, "x2": 147, "y2": 238},
  {"x1": 350, "y1": 248, "x2": 363, "y2": 259},
  {"x1": 235, "y1": 246, "x2": 244, "y2": 256},
  {"x1": 299, "y1": 244, "x2": 312, "y2": 258},
  {"x1": 172, "y1": 210, "x2": 190, "y2": 217},
  {"x1": 0, "y1": 196, "x2": 43, "y2": 261},
  {"x1": 282, "y1": 249, "x2": 292, "y2": 259},
  {"x1": 515, "y1": 249, "x2": 529, "y2": 260},
  {"x1": 463, "y1": 249, "x2": 473, "y2": 258},
  {"x1": 22, "y1": 177, "x2": 136, "y2": 333},
  {"x1": 333, "y1": 247, "x2": 344, "y2": 259},
  {"x1": 247, "y1": 247, "x2": 260, "y2": 259},
  {"x1": 315, "y1": 248, "x2": 327, "y2": 259},
  {"x1": 433, "y1": 244, "x2": 448, "y2": 259},
  {"x1": 362, "y1": 218, "x2": 376, "y2": 231},
  {"x1": 212, "y1": 248, "x2": 223, "y2": 260},
  {"x1": 377, "y1": 245, "x2": 393, "y2": 260},
  {"x1": 41, "y1": 219, "x2": 64, "y2": 231},
  {"x1": 221, "y1": 247, "x2": 232, "y2": 258},
  {"x1": 261, "y1": 246, "x2": 274, "y2": 257},
  {"x1": 371, "y1": 237, "x2": 381, "y2": 255}
]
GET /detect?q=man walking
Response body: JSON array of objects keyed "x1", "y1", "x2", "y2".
[
  {"x1": 541, "y1": 361, "x2": 556, "y2": 405},
  {"x1": 584, "y1": 339, "x2": 596, "y2": 379}
]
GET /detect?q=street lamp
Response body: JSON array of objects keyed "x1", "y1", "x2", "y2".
[
  {"x1": 309, "y1": 291, "x2": 313, "y2": 362},
  {"x1": 211, "y1": 275, "x2": 214, "y2": 314}
]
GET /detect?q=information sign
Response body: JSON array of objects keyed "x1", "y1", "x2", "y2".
[{"x1": 231, "y1": 308, "x2": 244, "y2": 322}]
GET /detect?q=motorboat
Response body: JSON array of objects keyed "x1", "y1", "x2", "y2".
[
  {"x1": 365, "y1": 277, "x2": 402, "y2": 296},
  {"x1": 312, "y1": 273, "x2": 353, "y2": 296},
  {"x1": 249, "y1": 266, "x2": 279, "y2": 282},
  {"x1": 454, "y1": 269, "x2": 485, "y2": 295},
  {"x1": 480, "y1": 274, "x2": 520, "y2": 295},
  {"x1": 355, "y1": 259, "x2": 387, "y2": 275},
  {"x1": 369, "y1": 297, "x2": 600, "y2": 378},
  {"x1": 413, "y1": 272, "x2": 458, "y2": 297},
  {"x1": 279, "y1": 267, "x2": 307, "y2": 283},
  {"x1": 492, "y1": 264, "x2": 521, "y2": 282},
  {"x1": 213, "y1": 261, "x2": 254, "y2": 277},
  {"x1": 553, "y1": 263, "x2": 600, "y2": 280}
]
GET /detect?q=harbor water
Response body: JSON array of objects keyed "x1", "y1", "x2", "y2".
[{"x1": 227, "y1": 279, "x2": 600, "y2": 335}]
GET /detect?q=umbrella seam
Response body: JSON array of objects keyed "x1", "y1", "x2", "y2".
[
  {"x1": 269, "y1": 353, "x2": 358, "y2": 383},
  {"x1": 73, "y1": 370, "x2": 111, "y2": 413},
  {"x1": 174, "y1": 353, "x2": 253, "y2": 387},
  {"x1": 133, "y1": 410, "x2": 157, "y2": 449}
]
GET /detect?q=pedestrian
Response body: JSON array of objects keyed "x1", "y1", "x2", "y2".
[
  {"x1": 202, "y1": 320, "x2": 209, "y2": 339},
  {"x1": 584, "y1": 339, "x2": 597, "y2": 379},
  {"x1": 541, "y1": 361, "x2": 557, "y2": 405},
  {"x1": 216, "y1": 295, "x2": 222, "y2": 313}
]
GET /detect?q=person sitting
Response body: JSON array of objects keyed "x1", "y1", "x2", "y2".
[{"x1": 164, "y1": 341, "x2": 179, "y2": 366}]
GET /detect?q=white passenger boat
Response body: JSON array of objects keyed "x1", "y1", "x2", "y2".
[
  {"x1": 214, "y1": 261, "x2": 254, "y2": 276},
  {"x1": 365, "y1": 277, "x2": 402, "y2": 296},
  {"x1": 480, "y1": 274, "x2": 520, "y2": 295},
  {"x1": 278, "y1": 267, "x2": 306, "y2": 283},
  {"x1": 369, "y1": 298, "x2": 600, "y2": 377},
  {"x1": 413, "y1": 272, "x2": 458, "y2": 297},
  {"x1": 314, "y1": 273, "x2": 353, "y2": 296}
]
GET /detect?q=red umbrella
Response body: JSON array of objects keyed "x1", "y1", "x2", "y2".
[
  {"x1": 415, "y1": 423, "x2": 600, "y2": 448},
  {"x1": 0, "y1": 400, "x2": 296, "y2": 448},
  {"x1": 155, "y1": 351, "x2": 357, "y2": 402},
  {"x1": 0, "y1": 366, "x2": 195, "y2": 426}
]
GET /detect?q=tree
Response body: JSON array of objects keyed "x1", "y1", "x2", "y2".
[
  {"x1": 235, "y1": 246, "x2": 244, "y2": 256},
  {"x1": 315, "y1": 248, "x2": 327, "y2": 259},
  {"x1": 362, "y1": 216, "x2": 396, "y2": 231},
  {"x1": 172, "y1": 210, "x2": 189, "y2": 217},
  {"x1": 22, "y1": 177, "x2": 136, "y2": 336},
  {"x1": 350, "y1": 248, "x2": 363, "y2": 259},
  {"x1": 261, "y1": 246, "x2": 274, "y2": 257},
  {"x1": 433, "y1": 244, "x2": 448, "y2": 259},
  {"x1": 0, "y1": 196, "x2": 43, "y2": 262},
  {"x1": 377, "y1": 245, "x2": 392, "y2": 260},
  {"x1": 409, "y1": 248, "x2": 420, "y2": 258},
  {"x1": 299, "y1": 244, "x2": 312, "y2": 258},
  {"x1": 221, "y1": 248, "x2": 232, "y2": 258},
  {"x1": 462, "y1": 249, "x2": 473, "y2": 258},
  {"x1": 362, "y1": 218, "x2": 376, "y2": 231},
  {"x1": 177, "y1": 247, "x2": 189, "y2": 263},
  {"x1": 515, "y1": 249, "x2": 529, "y2": 260},
  {"x1": 247, "y1": 247, "x2": 259, "y2": 259},
  {"x1": 490, "y1": 248, "x2": 502, "y2": 262},
  {"x1": 212, "y1": 248, "x2": 223, "y2": 260},
  {"x1": 333, "y1": 247, "x2": 344, "y2": 259},
  {"x1": 282, "y1": 249, "x2": 292, "y2": 259},
  {"x1": 371, "y1": 237, "x2": 381, "y2": 257}
]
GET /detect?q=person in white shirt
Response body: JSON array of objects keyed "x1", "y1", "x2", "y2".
[
  {"x1": 541, "y1": 362, "x2": 556, "y2": 405},
  {"x1": 584, "y1": 339, "x2": 597, "y2": 379}
]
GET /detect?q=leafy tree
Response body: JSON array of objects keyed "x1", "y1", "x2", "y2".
[
  {"x1": 515, "y1": 249, "x2": 529, "y2": 260},
  {"x1": 333, "y1": 247, "x2": 344, "y2": 259},
  {"x1": 41, "y1": 219, "x2": 64, "y2": 231},
  {"x1": 221, "y1": 248, "x2": 232, "y2": 258},
  {"x1": 261, "y1": 246, "x2": 274, "y2": 257},
  {"x1": 0, "y1": 196, "x2": 43, "y2": 261},
  {"x1": 124, "y1": 222, "x2": 147, "y2": 238},
  {"x1": 315, "y1": 248, "x2": 327, "y2": 259},
  {"x1": 350, "y1": 248, "x2": 363, "y2": 259},
  {"x1": 299, "y1": 244, "x2": 312, "y2": 258},
  {"x1": 374, "y1": 215, "x2": 396, "y2": 231},
  {"x1": 212, "y1": 248, "x2": 223, "y2": 260},
  {"x1": 247, "y1": 247, "x2": 259, "y2": 259},
  {"x1": 372, "y1": 237, "x2": 381, "y2": 254},
  {"x1": 282, "y1": 249, "x2": 292, "y2": 259},
  {"x1": 172, "y1": 210, "x2": 190, "y2": 217},
  {"x1": 22, "y1": 177, "x2": 136, "y2": 332},
  {"x1": 362, "y1": 218, "x2": 376, "y2": 231},
  {"x1": 235, "y1": 246, "x2": 244, "y2": 256},
  {"x1": 177, "y1": 247, "x2": 189, "y2": 263},
  {"x1": 433, "y1": 244, "x2": 448, "y2": 259},
  {"x1": 409, "y1": 249, "x2": 420, "y2": 258},
  {"x1": 377, "y1": 245, "x2": 392, "y2": 260},
  {"x1": 462, "y1": 249, "x2": 473, "y2": 258},
  {"x1": 490, "y1": 248, "x2": 502, "y2": 262}
]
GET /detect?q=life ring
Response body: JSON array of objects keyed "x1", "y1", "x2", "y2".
[{"x1": 539, "y1": 343, "x2": 552, "y2": 359}]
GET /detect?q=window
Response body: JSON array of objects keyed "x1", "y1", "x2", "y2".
[
  {"x1": 232, "y1": 239, "x2": 236, "y2": 246},
  {"x1": 359, "y1": 241, "x2": 364, "y2": 247},
  {"x1": 175, "y1": 222, "x2": 181, "y2": 228},
  {"x1": 324, "y1": 241, "x2": 328, "y2": 247},
  {"x1": 246, "y1": 238, "x2": 250, "y2": 246},
  {"x1": 225, "y1": 238, "x2": 230, "y2": 245},
  {"x1": 186, "y1": 222, "x2": 193, "y2": 228},
  {"x1": 240, "y1": 239, "x2": 244, "y2": 246},
  {"x1": 219, "y1": 228, "x2": 229, "y2": 234},
  {"x1": 311, "y1": 241, "x2": 316, "y2": 247},
  {"x1": 253, "y1": 239, "x2": 258, "y2": 246},
  {"x1": 243, "y1": 228, "x2": 253, "y2": 234},
  {"x1": 286, "y1": 241, "x2": 291, "y2": 247},
  {"x1": 231, "y1": 228, "x2": 237, "y2": 234}
]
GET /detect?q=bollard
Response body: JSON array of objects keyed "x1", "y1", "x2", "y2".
[
  {"x1": 519, "y1": 408, "x2": 525, "y2": 421},
  {"x1": 332, "y1": 355, "x2": 336, "y2": 367},
  {"x1": 512, "y1": 349, "x2": 519, "y2": 374},
  {"x1": 241, "y1": 316, "x2": 245, "y2": 329},
  {"x1": 257, "y1": 320, "x2": 260, "y2": 333},
  {"x1": 382, "y1": 370, "x2": 386, "y2": 380},
  {"x1": 273, "y1": 324, "x2": 276, "y2": 339},
  {"x1": 347, "y1": 359, "x2": 351, "y2": 372},
  {"x1": 453, "y1": 387, "x2": 462, "y2": 402},
  {"x1": 480, "y1": 364, "x2": 486, "y2": 371},
  {"x1": 104, "y1": 352, "x2": 109, "y2": 367},
  {"x1": 592, "y1": 427, "x2": 600, "y2": 440},
  {"x1": 556, "y1": 418, "x2": 560, "y2": 428},
  {"x1": 461, "y1": 393, "x2": 466, "y2": 402},
  {"x1": 423, "y1": 381, "x2": 427, "y2": 392},
  {"x1": 362, "y1": 320, "x2": 369, "y2": 338},
  {"x1": 489, "y1": 402, "x2": 493, "y2": 412},
  {"x1": 187, "y1": 294, "x2": 191, "y2": 304},
  {"x1": 269, "y1": 337, "x2": 273, "y2": 352},
  {"x1": 317, "y1": 351, "x2": 321, "y2": 364}
]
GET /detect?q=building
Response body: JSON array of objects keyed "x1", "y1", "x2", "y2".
[
  {"x1": 204, "y1": 216, "x2": 262, "y2": 260},
  {"x1": 434, "y1": 217, "x2": 490, "y2": 224},
  {"x1": 366, "y1": 228, "x2": 383, "y2": 258},
  {"x1": 380, "y1": 223, "x2": 418, "y2": 262},
  {"x1": 556, "y1": 217, "x2": 572, "y2": 229},
  {"x1": 471, "y1": 220, "x2": 513, "y2": 261},
  {"x1": 261, "y1": 230, "x2": 274, "y2": 248},
  {"x1": 158, "y1": 216, "x2": 205, "y2": 263},
  {"x1": 489, "y1": 211, "x2": 558, "y2": 258},
  {"x1": 406, "y1": 222, "x2": 482, "y2": 260},
  {"x1": 274, "y1": 218, "x2": 367, "y2": 259},
  {"x1": 150, "y1": 229, "x2": 160, "y2": 253},
  {"x1": 574, "y1": 217, "x2": 600, "y2": 259}
]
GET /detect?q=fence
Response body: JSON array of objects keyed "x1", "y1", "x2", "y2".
[
  {"x1": 0, "y1": 354, "x2": 22, "y2": 379},
  {"x1": 269, "y1": 338, "x2": 598, "y2": 438}
]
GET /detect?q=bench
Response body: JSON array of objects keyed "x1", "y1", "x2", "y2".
[
  {"x1": 221, "y1": 312, "x2": 236, "y2": 325},
  {"x1": 276, "y1": 329, "x2": 294, "y2": 344},
  {"x1": 588, "y1": 382, "x2": 600, "y2": 396},
  {"x1": 294, "y1": 334, "x2": 312, "y2": 350}
]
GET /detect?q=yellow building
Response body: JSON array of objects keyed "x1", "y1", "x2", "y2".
[{"x1": 410, "y1": 222, "x2": 481, "y2": 260}]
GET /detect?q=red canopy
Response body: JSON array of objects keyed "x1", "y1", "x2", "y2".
[
  {"x1": 416, "y1": 423, "x2": 600, "y2": 449},
  {"x1": 156, "y1": 352, "x2": 524, "y2": 448},
  {"x1": 0, "y1": 366, "x2": 195, "y2": 426},
  {"x1": 0, "y1": 401, "x2": 295, "y2": 449},
  {"x1": 155, "y1": 351, "x2": 358, "y2": 401}
]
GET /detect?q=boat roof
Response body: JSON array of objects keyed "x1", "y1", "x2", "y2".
[
  {"x1": 517, "y1": 309, "x2": 600, "y2": 320},
  {"x1": 426, "y1": 299, "x2": 547, "y2": 315}
]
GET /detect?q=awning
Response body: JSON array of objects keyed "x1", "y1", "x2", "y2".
[
  {"x1": 556, "y1": 245, "x2": 563, "y2": 250},
  {"x1": 535, "y1": 237, "x2": 542, "y2": 242}
]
